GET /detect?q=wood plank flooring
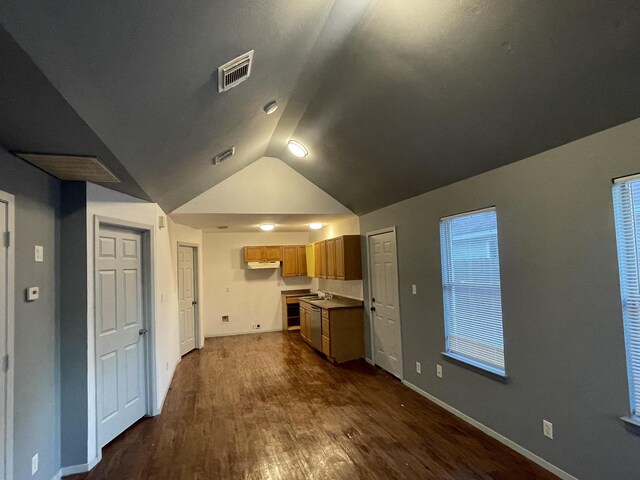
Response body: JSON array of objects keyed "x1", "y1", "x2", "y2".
[{"x1": 69, "y1": 332, "x2": 559, "y2": 480}]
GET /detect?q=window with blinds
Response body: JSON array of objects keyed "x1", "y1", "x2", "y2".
[
  {"x1": 612, "y1": 175, "x2": 640, "y2": 420},
  {"x1": 440, "y1": 207, "x2": 506, "y2": 376}
]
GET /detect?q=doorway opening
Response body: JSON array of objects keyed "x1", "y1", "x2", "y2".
[
  {"x1": 0, "y1": 190, "x2": 14, "y2": 480},
  {"x1": 177, "y1": 243, "x2": 199, "y2": 356},
  {"x1": 366, "y1": 227, "x2": 403, "y2": 379},
  {"x1": 94, "y1": 218, "x2": 155, "y2": 452}
]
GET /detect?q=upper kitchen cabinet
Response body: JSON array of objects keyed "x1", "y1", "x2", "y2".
[
  {"x1": 326, "y1": 238, "x2": 336, "y2": 279},
  {"x1": 335, "y1": 235, "x2": 361, "y2": 280},
  {"x1": 243, "y1": 245, "x2": 283, "y2": 262},
  {"x1": 310, "y1": 235, "x2": 361, "y2": 280},
  {"x1": 282, "y1": 245, "x2": 307, "y2": 277}
]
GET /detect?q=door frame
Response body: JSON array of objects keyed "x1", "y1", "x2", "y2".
[
  {"x1": 92, "y1": 216, "x2": 157, "y2": 457},
  {"x1": 0, "y1": 190, "x2": 14, "y2": 480},
  {"x1": 365, "y1": 226, "x2": 404, "y2": 380},
  {"x1": 177, "y1": 242, "x2": 202, "y2": 352}
]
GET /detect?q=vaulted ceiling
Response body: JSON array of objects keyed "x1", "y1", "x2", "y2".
[{"x1": 1, "y1": 1, "x2": 639, "y2": 215}]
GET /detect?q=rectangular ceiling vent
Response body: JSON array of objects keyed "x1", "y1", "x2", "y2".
[
  {"x1": 14, "y1": 153, "x2": 120, "y2": 182},
  {"x1": 212, "y1": 147, "x2": 235, "y2": 165},
  {"x1": 218, "y1": 50, "x2": 254, "y2": 92}
]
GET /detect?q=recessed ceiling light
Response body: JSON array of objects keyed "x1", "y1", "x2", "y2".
[
  {"x1": 309, "y1": 223, "x2": 323, "y2": 230},
  {"x1": 264, "y1": 101, "x2": 278, "y2": 115},
  {"x1": 259, "y1": 224, "x2": 275, "y2": 231},
  {"x1": 287, "y1": 140, "x2": 308, "y2": 158}
]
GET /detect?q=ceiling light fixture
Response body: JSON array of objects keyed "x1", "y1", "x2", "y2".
[
  {"x1": 287, "y1": 140, "x2": 308, "y2": 158},
  {"x1": 264, "y1": 101, "x2": 278, "y2": 115},
  {"x1": 259, "y1": 224, "x2": 275, "y2": 231},
  {"x1": 309, "y1": 223, "x2": 323, "y2": 230}
]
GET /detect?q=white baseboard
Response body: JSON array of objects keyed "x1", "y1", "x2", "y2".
[
  {"x1": 401, "y1": 380, "x2": 578, "y2": 480},
  {"x1": 53, "y1": 455, "x2": 101, "y2": 479},
  {"x1": 152, "y1": 358, "x2": 180, "y2": 416},
  {"x1": 205, "y1": 327, "x2": 283, "y2": 338},
  {"x1": 364, "y1": 357, "x2": 374, "y2": 366}
]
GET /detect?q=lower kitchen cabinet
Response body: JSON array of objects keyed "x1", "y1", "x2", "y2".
[{"x1": 321, "y1": 306, "x2": 363, "y2": 363}]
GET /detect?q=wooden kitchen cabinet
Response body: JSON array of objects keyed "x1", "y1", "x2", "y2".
[
  {"x1": 297, "y1": 245, "x2": 307, "y2": 276},
  {"x1": 306, "y1": 243, "x2": 315, "y2": 277},
  {"x1": 314, "y1": 241, "x2": 325, "y2": 278},
  {"x1": 243, "y1": 245, "x2": 283, "y2": 262},
  {"x1": 319, "y1": 241, "x2": 327, "y2": 278},
  {"x1": 282, "y1": 245, "x2": 307, "y2": 277},
  {"x1": 326, "y1": 238, "x2": 336, "y2": 279},
  {"x1": 321, "y1": 306, "x2": 363, "y2": 363},
  {"x1": 299, "y1": 302, "x2": 312, "y2": 343},
  {"x1": 334, "y1": 235, "x2": 361, "y2": 280}
]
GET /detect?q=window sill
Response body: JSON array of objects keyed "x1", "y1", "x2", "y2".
[
  {"x1": 441, "y1": 352, "x2": 509, "y2": 384},
  {"x1": 621, "y1": 416, "x2": 640, "y2": 435}
]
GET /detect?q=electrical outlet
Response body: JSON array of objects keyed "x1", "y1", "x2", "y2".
[
  {"x1": 436, "y1": 364, "x2": 443, "y2": 378},
  {"x1": 415, "y1": 362, "x2": 421, "y2": 374},
  {"x1": 412, "y1": 284, "x2": 417, "y2": 295},
  {"x1": 222, "y1": 315, "x2": 229, "y2": 323},
  {"x1": 252, "y1": 323, "x2": 261, "y2": 330},
  {"x1": 31, "y1": 453, "x2": 38, "y2": 475},
  {"x1": 543, "y1": 420, "x2": 553, "y2": 439}
]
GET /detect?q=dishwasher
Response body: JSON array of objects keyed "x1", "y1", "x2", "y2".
[{"x1": 310, "y1": 306, "x2": 322, "y2": 350}]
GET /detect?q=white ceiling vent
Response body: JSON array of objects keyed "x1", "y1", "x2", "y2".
[
  {"x1": 212, "y1": 147, "x2": 235, "y2": 165},
  {"x1": 14, "y1": 153, "x2": 119, "y2": 182},
  {"x1": 218, "y1": 50, "x2": 254, "y2": 92}
]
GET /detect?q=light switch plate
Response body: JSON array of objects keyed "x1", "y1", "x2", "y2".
[
  {"x1": 35, "y1": 245, "x2": 44, "y2": 262},
  {"x1": 26, "y1": 287, "x2": 39, "y2": 301},
  {"x1": 412, "y1": 284, "x2": 417, "y2": 295}
]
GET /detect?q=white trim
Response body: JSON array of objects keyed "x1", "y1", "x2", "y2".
[
  {"x1": 613, "y1": 172, "x2": 640, "y2": 184},
  {"x1": 205, "y1": 327, "x2": 283, "y2": 338},
  {"x1": 51, "y1": 455, "x2": 101, "y2": 480},
  {"x1": 365, "y1": 226, "x2": 404, "y2": 380},
  {"x1": 92, "y1": 216, "x2": 158, "y2": 463},
  {"x1": 177, "y1": 242, "x2": 202, "y2": 352},
  {"x1": 401, "y1": 380, "x2": 578, "y2": 480},
  {"x1": 0, "y1": 191, "x2": 14, "y2": 480},
  {"x1": 364, "y1": 357, "x2": 374, "y2": 366},
  {"x1": 151, "y1": 358, "x2": 180, "y2": 416},
  {"x1": 440, "y1": 205, "x2": 496, "y2": 221}
]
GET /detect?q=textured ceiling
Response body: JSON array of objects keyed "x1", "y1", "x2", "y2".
[{"x1": 1, "y1": 1, "x2": 640, "y2": 215}]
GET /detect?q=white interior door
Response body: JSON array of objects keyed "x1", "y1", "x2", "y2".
[
  {"x1": 178, "y1": 245, "x2": 196, "y2": 356},
  {"x1": 0, "y1": 200, "x2": 7, "y2": 479},
  {"x1": 96, "y1": 226, "x2": 147, "y2": 447},
  {"x1": 369, "y1": 231, "x2": 403, "y2": 378}
]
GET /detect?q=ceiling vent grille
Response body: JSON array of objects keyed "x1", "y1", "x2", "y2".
[
  {"x1": 218, "y1": 50, "x2": 254, "y2": 92},
  {"x1": 212, "y1": 147, "x2": 235, "y2": 165},
  {"x1": 14, "y1": 153, "x2": 120, "y2": 182}
]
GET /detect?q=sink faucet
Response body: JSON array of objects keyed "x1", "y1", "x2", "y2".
[{"x1": 317, "y1": 290, "x2": 333, "y2": 300}]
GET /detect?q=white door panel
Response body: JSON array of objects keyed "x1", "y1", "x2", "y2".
[
  {"x1": 96, "y1": 226, "x2": 147, "y2": 447},
  {"x1": 369, "y1": 231, "x2": 403, "y2": 378},
  {"x1": 178, "y1": 246, "x2": 197, "y2": 356}
]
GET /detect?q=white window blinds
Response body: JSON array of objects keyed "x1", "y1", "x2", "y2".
[
  {"x1": 612, "y1": 176, "x2": 640, "y2": 419},
  {"x1": 440, "y1": 208, "x2": 506, "y2": 375}
]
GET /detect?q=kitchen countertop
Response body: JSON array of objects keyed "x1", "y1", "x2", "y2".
[
  {"x1": 280, "y1": 289, "x2": 311, "y2": 297},
  {"x1": 299, "y1": 296, "x2": 363, "y2": 310}
]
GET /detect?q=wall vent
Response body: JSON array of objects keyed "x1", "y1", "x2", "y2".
[
  {"x1": 218, "y1": 50, "x2": 254, "y2": 92},
  {"x1": 212, "y1": 147, "x2": 235, "y2": 165},
  {"x1": 14, "y1": 153, "x2": 119, "y2": 182}
]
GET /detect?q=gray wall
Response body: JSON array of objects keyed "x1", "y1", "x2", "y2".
[
  {"x1": 59, "y1": 182, "x2": 87, "y2": 467},
  {"x1": 359, "y1": 118, "x2": 640, "y2": 480},
  {"x1": 0, "y1": 147, "x2": 60, "y2": 480}
]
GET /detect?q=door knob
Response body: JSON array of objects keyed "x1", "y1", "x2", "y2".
[
  {"x1": 370, "y1": 306, "x2": 376, "y2": 312},
  {"x1": 138, "y1": 328, "x2": 148, "y2": 335}
]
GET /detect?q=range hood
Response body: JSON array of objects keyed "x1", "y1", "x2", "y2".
[{"x1": 247, "y1": 261, "x2": 280, "y2": 269}]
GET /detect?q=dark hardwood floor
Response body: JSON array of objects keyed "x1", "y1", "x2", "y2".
[{"x1": 69, "y1": 332, "x2": 558, "y2": 480}]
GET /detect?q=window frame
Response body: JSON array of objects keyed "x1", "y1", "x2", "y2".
[
  {"x1": 439, "y1": 206, "x2": 508, "y2": 378},
  {"x1": 612, "y1": 173, "x2": 640, "y2": 426}
]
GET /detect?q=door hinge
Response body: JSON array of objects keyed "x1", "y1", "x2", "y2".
[
  {"x1": 3, "y1": 354, "x2": 9, "y2": 372},
  {"x1": 3, "y1": 232, "x2": 9, "y2": 248}
]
